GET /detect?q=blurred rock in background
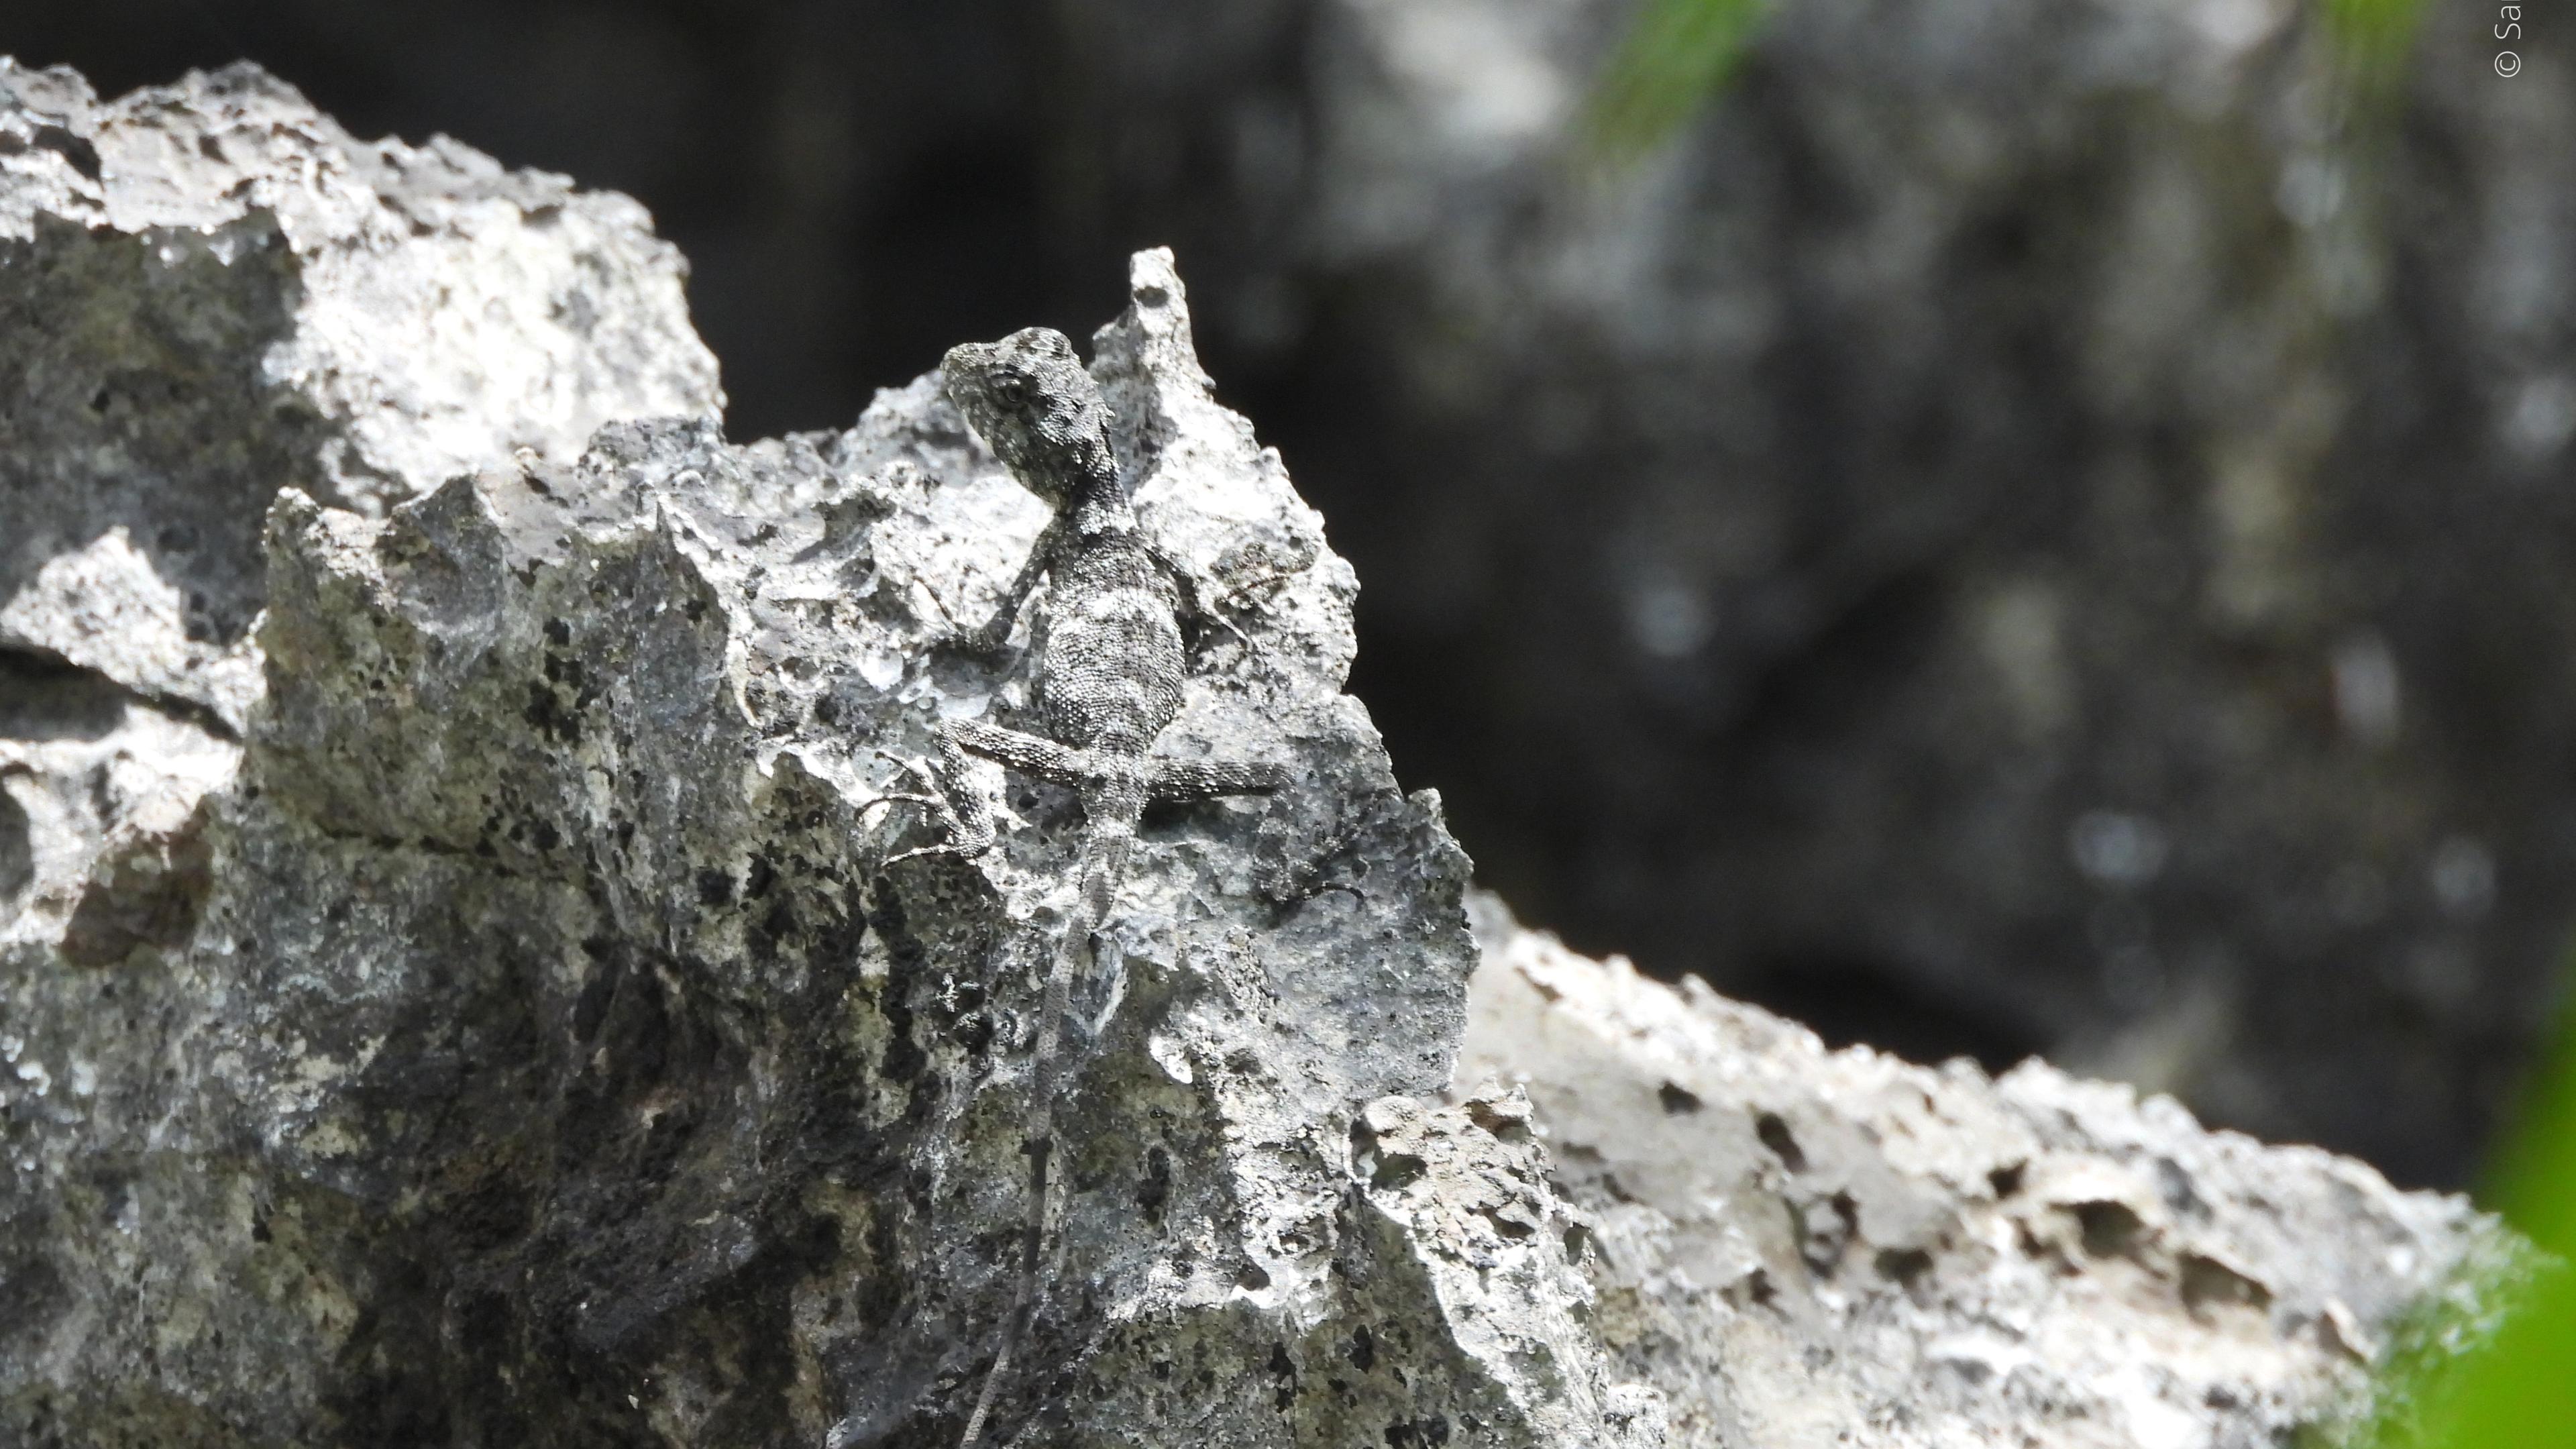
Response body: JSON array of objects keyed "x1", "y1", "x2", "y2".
[{"x1": 7, "y1": 0, "x2": 2570, "y2": 1185}]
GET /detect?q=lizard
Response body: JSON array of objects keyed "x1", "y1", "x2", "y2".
[{"x1": 863, "y1": 325, "x2": 1291, "y2": 1449}]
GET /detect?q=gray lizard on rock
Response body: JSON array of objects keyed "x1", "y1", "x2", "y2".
[{"x1": 865, "y1": 325, "x2": 1290, "y2": 1449}]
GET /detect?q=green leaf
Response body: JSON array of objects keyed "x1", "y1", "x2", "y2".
[
  {"x1": 2343, "y1": 978, "x2": 2576, "y2": 1448},
  {"x1": 1587, "y1": 0, "x2": 1770, "y2": 162},
  {"x1": 2322, "y1": 0, "x2": 2428, "y2": 80}
]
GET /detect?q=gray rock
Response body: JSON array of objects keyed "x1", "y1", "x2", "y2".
[
  {"x1": 0, "y1": 58, "x2": 2523, "y2": 1449},
  {"x1": 0, "y1": 58, "x2": 719, "y2": 732},
  {"x1": 1458, "y1": 896, "x2": 2532, "y2": 1449},
  {"x1": 1, "y1": 64, "x2": 1648, "y2": 1446},
  {"x1": 22, "y1": 1, "x2": 2561, "y2": 1186}
]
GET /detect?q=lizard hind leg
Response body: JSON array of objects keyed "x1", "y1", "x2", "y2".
[
  {"x1": 949, "y1": 718, "x2": 1091, "y2": 788},
  {"x1": 864, "y1": 735, "x2": 1000, "y2": 867}
]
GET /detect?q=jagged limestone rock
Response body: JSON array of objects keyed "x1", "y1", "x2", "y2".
[
  {"x1": 1458, "y1": 897, "x2": 2530, "y2": 1449},
  {"x1": 0, "y1": 59, "x2": 2523, "y2": 1449},
  {"x1": 23, "y1": 1, "x2": 2557, "y2": 1184},
  {"x1": 0, "y1": 58, "x2": 720, "y2": 733},
  {"x1": 1, "y1": 62, "x2": 1650, "y2": 1448}
]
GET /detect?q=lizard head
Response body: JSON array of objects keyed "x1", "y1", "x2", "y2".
[{"x1": 942, "y1": 327, "x2": 1119, "y2": 508}]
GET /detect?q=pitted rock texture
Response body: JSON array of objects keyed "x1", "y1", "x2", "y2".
[
  {"x1": 0, "y1": 58, "x2": 719, "y2": 732},
  {"x1": 23, "y1": 2, "x2": 2566, "y2": 1184},
  {"x1": 1457, "y1": 897, "x2": 2528, "y2": 1449},
  {"x1": 19, "y1": 1, "x2": 2569, "y2": 1187},
  {"x1": 0, "y1": 64, "x2": 1652, "y2": 1446}
]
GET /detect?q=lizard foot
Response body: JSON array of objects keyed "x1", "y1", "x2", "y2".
[{"x1": 859, "y1": 747, "x2": 996, "y2": 865}]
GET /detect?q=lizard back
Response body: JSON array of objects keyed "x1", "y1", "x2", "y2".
[{"x1": 1034, "y1": 530, "x2": 1185, "y2": 758}]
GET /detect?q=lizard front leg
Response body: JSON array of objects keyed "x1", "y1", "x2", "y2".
[
  {"x1": 906, "y1": 517, "x2": 1066, "y2": 660},
  {"x1": 949, "y1": 517, "x2": 1065, "y2": 659},
  {"x1": 949, "y1": 718, "x2": 1090, "y2": 786},
  {"x1": 860, "y1": 731, "x2": 1001, "y2": 866},
  {"x1": 863, "y1": 718, "x2": 1102, "y2": 867},
  {"x1": 951, "y1": 720, "x2": 1290, "y2": 806}
]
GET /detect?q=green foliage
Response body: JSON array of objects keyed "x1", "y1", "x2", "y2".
[
  {"x1": 2414, "y1": 1269, "x2": 2576, "y2": 1445},
  {"x1": 2322, "y1": 0, "x2": 2429, "y2": 79},
  {"x1": 2343, "y1": 1254, "x2": 2561, "y2": 1449},
  {"x1": 1587, "y1": 0, "x2": 2432, "y2": 164},
  {"x1": 2490, "y1": 998, "x2": 2576, "y2": 1263},
  {"x1": 1586, "y1": 0, "x2": 1768, "y2": 161},
  {"x1": 2346, "y1": 985, "x2": 2576, "y2": 1448}
]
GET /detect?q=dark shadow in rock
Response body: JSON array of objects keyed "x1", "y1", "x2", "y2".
[
  {"x1": 56, "y1": 800, "x2": 214, "y2": 967},
  {"x1": 0, "y1": 787, "x2": 32, "y2": 908},
  {"x1": 0, "y1": 213, "x2": 334, "y2": 654},
  {"x1": 0, "y1": 647, "x2": 128, "y2": 742}
]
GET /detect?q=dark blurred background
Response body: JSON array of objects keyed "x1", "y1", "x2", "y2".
[{"x1": 7, "y1": 0, "x2": 2571, "y2": 1187}]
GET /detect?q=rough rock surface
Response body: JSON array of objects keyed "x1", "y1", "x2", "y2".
[
  {"x1": 2, "y1": 64, "x2": 1650, "y2": 1448},
  {"x1": 0, "y1": 60, "x2": 2524, "y2": 1449},
  {"x1": 17, "y1": 0, "x2": 2569, "y2": 1189},
  {"x1": 1458, "y1": 898, "x2": 2530, "y2": 1449},
  {"x1": 0, "y1": 58, "x2": 719, "y2": 733}
]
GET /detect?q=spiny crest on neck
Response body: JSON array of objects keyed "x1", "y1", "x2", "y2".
[{"x1": 942, "y1": 327, "x2": 1123, "y2": 512}]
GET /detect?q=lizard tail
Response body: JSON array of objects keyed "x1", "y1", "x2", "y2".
[
  {"x1": 959, "y1": 819, "x2": 1132, "y2": 1449},
  {"x1": 957, "y1": 1132, "x2": 1048, "y2": 1449}
]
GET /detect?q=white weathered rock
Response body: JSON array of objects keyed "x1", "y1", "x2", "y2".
[
  {"x1": 1458, "y1": 896, "x2": 2527, "y2": 1449},
  {"x1": 0, "y1": 58, "x2": 718, "y2": 731}
]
